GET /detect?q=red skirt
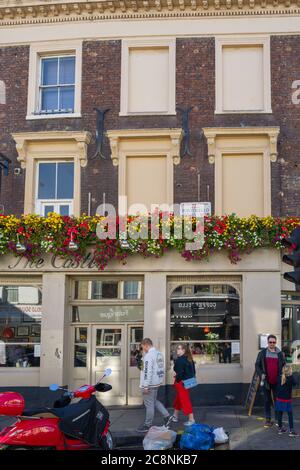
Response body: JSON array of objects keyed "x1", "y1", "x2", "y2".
[{"x1": 173, "y1": 380, "x2": 193, "y2": 416}]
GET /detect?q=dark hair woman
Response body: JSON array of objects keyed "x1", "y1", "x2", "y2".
[{"x1": 170, "y1": 343, "x2": 196, "y2": 426}]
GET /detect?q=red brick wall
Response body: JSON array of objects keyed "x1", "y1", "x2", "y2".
[{"x1": 0, "y1": 37, "x2": 300, "y2": 217}]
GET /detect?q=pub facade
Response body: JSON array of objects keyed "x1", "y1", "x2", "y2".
[{"x1": 1, "y1": 0, "x2": 300, "y2": 404}]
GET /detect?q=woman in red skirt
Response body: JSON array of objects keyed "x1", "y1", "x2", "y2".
[{"x1": 170, "y1": 343, "x2": 196, "y2": 426}]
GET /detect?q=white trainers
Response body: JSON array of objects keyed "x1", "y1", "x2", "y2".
[
  {"x1": 184, "y1": 420, "x2": 195, "y2": 426},
  {"x1": 170, "y1": 415, "x2": 179, "y2": 423}
]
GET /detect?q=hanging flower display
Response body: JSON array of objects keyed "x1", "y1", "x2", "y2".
[{"x1": 0, "y1": 212, "x2": 298, "y2": 271}]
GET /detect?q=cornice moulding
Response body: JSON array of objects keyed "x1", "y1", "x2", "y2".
[
  {"x1": 107, "y1": 128, "x2": 182, "y2": 166},
  {"x1": 1, "y1": 0, "x2": 300, "y2": 25},
  {"x1": 203, "y1": 126, "x2": 280, "y2": 163},
  {"x1": 12, "y1": 130, "x2": 92, "y2": 168}
]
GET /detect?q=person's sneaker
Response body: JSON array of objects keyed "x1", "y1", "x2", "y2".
[
  {"x1": 264, "y1": 420, "x2": 273, "y2": 428},
  {"x1": 184, "y1": 420, "x2": 195, "y2": 426},
  {"x1": 136, "y1": 424, "x2": 150, "y2": 433},
  {"x1": 278, "y1": 427, "x2": 288, "y2": 435},
  {"x1": 170, "y1": 415, "x2": 179, "y2": 423},
  {"x1": 163, "y1": 415, "x2": 172, "y2": 426},
  {"x1": 289, "y1": 430, "x2": 299, "y2": 438}
]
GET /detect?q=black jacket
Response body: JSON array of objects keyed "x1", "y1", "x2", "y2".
[
  {"x1": 255, "y1": 348, "x2": 285, "y2": 388},
  {"x1": 174, "y1": 355, "x2": 196, "y2": 383},
  {"x1": 276, "y1": 374, "x2": 296, "y2": 400}
]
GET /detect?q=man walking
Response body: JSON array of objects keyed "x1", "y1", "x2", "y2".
[
  {"x1": 255, "y1": 334, "x2": 285, "y2": 427},
  {"x1": 137, "y1": 338, "x2": 171, "y2": 433}
]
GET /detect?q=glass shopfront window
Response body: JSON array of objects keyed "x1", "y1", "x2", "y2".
[
  {"x1": 170, "y1": 284, "x2": 240, "y2": 366},
  {"x1": 0, "y1": 285, "x2": 42, "y2": 368},
  {"x1": 74, "y1": 279, "x2": 143, "y2": 301},
  {"x1": 281, "y1": 292, "x2": 300, "y2": 365}
]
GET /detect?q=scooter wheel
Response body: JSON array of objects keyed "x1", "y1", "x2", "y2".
[{"x1": 101, "y1": 431, "x2": 114, "y2": 450}]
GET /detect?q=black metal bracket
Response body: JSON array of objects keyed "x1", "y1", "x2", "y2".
[
  {"x1": 176, "y1": 106, "x2": 194, "y2": 158},
  {"x1": 91, "y1": 107, "x2": 110, "y2": 160},
  {"x1": 0, "y1": 153, "x2": 11, "y2": 193}
]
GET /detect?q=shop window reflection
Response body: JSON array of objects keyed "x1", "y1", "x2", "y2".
[
  {"x1": 170, "y1": 284, "x2": 240, "y2": 366},
  {"x1": 0, "y1": 285, "x2": 42, "y2": 368},
  {"x1": 282, "y1": 302, "x2": 300, "y2": 365}
]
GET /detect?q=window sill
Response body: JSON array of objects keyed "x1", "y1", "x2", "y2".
[
  {"x1": 26, "y1": 113, "x2": 82, "y2": 120},
  {"x1": 0, "y1": 367, "x2": 40, "y2": 371},
  {"x1": 214, "y1": 110, "x2": 273, "y2": 115},
  {"x1": 119, "y1": 111, "x2": 177, "y2": 117}
]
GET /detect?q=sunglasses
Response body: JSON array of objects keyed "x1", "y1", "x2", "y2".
[{"x1": 268, "y1": 341, "x2": 276, "y2": 344}]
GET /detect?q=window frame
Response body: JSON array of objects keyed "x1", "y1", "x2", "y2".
[
  {"x1": 169, "y1": 282, "x2": 241, "y2": 367},
  {"x1": 0, "y1": 282, "x2": 42, "y2": 369},
  {"x1": 215, "y1": 36, "x2": 272, "y2": 114},
  {"x1": 26, "y1": 41, "x2": 82, "y2": 120},
  {"x1": 39, "y1": 55, "x2": 76, "y2": 115},
  {"x1": 35, "y1": 160, "x2": 75, "y2": 216},
  {"x1": 120, "y1": 38, "x2": 176, "y2": 116},
  {"x1": 203, "y1": 127, "x2": 280, "y2": 217}
]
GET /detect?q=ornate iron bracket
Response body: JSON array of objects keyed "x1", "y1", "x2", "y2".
[
  {"x1": 176, "y1": 106, "x2": 194, "y2": 158},
  {"x1": 0, "y1": 153, "x2": 11, "y2": 193},
  {"x1": 91, "y1": 107, "x2": 110, "y2": 159}
]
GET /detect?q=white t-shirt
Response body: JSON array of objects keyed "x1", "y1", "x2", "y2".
[{"x1": 0, "y1": 340, "x2": 6, "y2": 365}]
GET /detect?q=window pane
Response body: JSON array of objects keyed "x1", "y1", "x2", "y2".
[
  {"x1": 59, "y1": 57, "x2": 75, "y2": 84},
  {"x1": 73, "y1": 280, "x2": 144, "y2": 301},
  {"x1": 96, "y1": 329, "x2": 122, "y2": 346},
  {"x1": 59, "y1": 205, "x2": 70, "y2": 216},
  {"x1": 124, "y1": 281, "x2": 140, "y2": 299},
  {"x1": 74, "y1": 345, "x2": 87, "y2": 367},
  {"x1": 44, "y1": 205, "x2": 54, "y2": 216},
  {"x1": 6, "y1": 287, "x2": 18, "y2": 304},
  {"x1": 74, "y1": 327, "x2": 87, "y2": 367},
  {"x1": 59, "y1": 86, "x2": 74, "y2": 112},
  {"x1": 129, "y1": 326, "x2": 143, "y2": 367},
  {"x1": 0, "y1": 286, "x2": 41, "y2": 306},
  {"x1": 1, "y1": 344, "x2": 40, "y2": 368},
  {"x1": 170, "y1": 342, "x2": 240, "y2": 366},
  {"x1": 170, "y1": 284, "x2": 240, "y2": 366},
  {"x1": 41, "y1": 87, "x2": 59, "y2": 112},
  {"x1": 57, "y1": 162, "x2": 74, "y2": 199},
  {"x1": 41, "y1": 58, "x2": 58, "y2": 86},
  {"x1": 38, "y1": 163, "x2": 56, "y2": 199},
  {"x1": 0, "y1": 284, "x2": 42, "y2": 368}
]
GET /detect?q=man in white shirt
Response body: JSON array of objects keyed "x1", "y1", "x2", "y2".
[
  {"x1": 137, "y1": 338, "x2": 170, "y2": 433},
  {"x1": 0, "y1": 340, "x2": 6, "y2": 366}
]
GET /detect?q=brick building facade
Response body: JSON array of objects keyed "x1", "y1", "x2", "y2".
[
  {"x1": 1, "y1": 37, "x2": 300, "y2": 216},
  {"x1": 0, "y1": 1, "x2": 300, "y2": 406}
]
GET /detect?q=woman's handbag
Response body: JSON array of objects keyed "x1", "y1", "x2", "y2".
[{"x1": 182, "y1": 377, "x2": 198, "y2": 389}]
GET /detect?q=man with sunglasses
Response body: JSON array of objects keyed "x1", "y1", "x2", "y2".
[{"x1": 255, "y1": 335, "x2": 285, "y2": 427}]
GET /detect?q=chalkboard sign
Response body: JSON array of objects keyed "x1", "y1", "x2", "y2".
[{"x1": 245, "y1": 372, "x2": 261, "y2": 416}]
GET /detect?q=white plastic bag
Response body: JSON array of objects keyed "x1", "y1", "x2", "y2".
[
  {"x1": 213, "y1": 427, "x2": 229, "y2": 444},
  {"x1": 143, "y1": 426, "x2": 177, "y2": 450}
]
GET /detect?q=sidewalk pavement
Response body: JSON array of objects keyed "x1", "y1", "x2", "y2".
[
  {"x1": 108, "y1": 402, "x2": 300, "y2": 450},
  {"x1": 1, "y1": 402, "x2": 300, "y2": 450}
]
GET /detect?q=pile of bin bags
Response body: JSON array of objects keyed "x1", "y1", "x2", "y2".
[{"x1": 143, "y1": 424, "x2": 228, "y2": 451}]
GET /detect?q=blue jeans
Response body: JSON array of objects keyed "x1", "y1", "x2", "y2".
[
  {"x1": 277, "y1": 411, "x2": 294, "y2": 430},
  {"x1": 263, "y1": 383, "x2": 278, "y2": 421}
]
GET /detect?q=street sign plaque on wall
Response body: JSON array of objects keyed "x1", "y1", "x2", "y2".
[{"x1": 180, "y1": 202, "x2": 211, "y2": 217}]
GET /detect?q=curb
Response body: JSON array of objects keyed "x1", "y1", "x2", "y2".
[{"x1": 112, "y1": 431, "x2": 230, "y2": 450}]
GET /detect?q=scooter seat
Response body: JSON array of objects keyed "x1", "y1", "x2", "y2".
[{"x1": 23, "y1": 407, "x2": 67, "y2": 418}]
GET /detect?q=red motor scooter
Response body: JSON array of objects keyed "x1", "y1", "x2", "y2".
[{"x1": 0, "y1": 368, "x2": 114, "y2": 450}]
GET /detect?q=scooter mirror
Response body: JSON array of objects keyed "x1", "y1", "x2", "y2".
[
  {"x1": 49, "y1": 384, "x2": 60, "y2": 392},
  {"x1": 104, "y1": 368, "x2": 112, "y2": 377}
]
